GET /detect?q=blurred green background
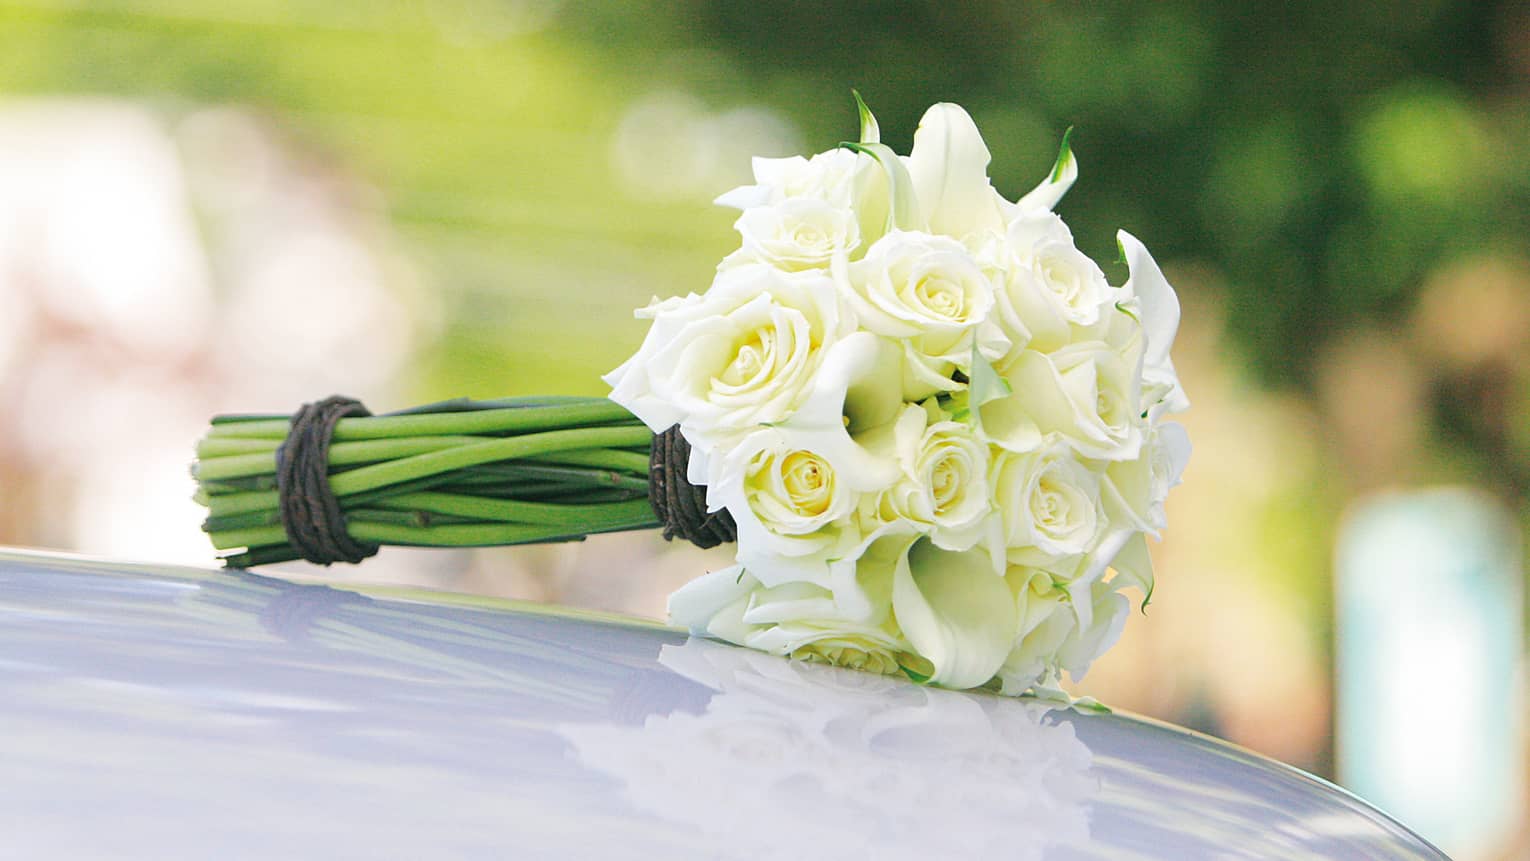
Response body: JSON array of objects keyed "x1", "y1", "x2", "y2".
[{"x1": 0, "y1": 1, "x2": 1526, "y2": 855}]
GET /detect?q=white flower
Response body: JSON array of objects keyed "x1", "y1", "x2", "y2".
[
  {"x1": 669, "y1": 563, "x2": 908, "y2": 676},
  {"x1": 837, "y1": 230, "x2": 1003, "y2": 399},
  {"x1": 865, "y1": 402, "x2": 991, "y2": 552},
  {"x1": 979, "y1": 340, "x2": 1143, "y2": 461},
  {"x1": 904, "y1": 102, "x2": 1007, "y2": 244},
  {"x1": 990, "y1": 445, "x2": 1106, "y2": 569},
  {"x1": 1117, "y1": 230, "x2": 1188, "y2": 420},
  {"x1": 1055, "y1": 578, "x2": 1130, "y2": 680},
  {"x1": 701, "y1": 427, "x2": 867, "y2": 579},
  {"x1": 994, "y1": 212, "x2": 1115, "y2": 354},
  {"x1": 603, "y1": 265, "x2": 848, "y2": 444},
  {"x1": 997, "y1": 569, "x2": 1074, "y2": 694},
  {"x1": 715, "y1": 147, "x2": 866, "y2": 211},
  {"x1": 723, "y1": 198, "x2": 861, "y2": 272},
  {"x1": 1009, "y1": 129, "x2": 1079, "y2": 219},
  {"x1": 1102, "y1": 421, "x2": 1191, "y2": 536},
  {"x1": 625, "y1": 98, "x2": 1190, "y2": 696},
  {"x1": 890, "y1": 537, "x2": 1021, "y2": 689}
]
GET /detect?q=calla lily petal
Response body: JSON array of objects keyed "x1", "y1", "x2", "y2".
[
  {"x1": 893, "y1": 539, "x2": 1019, "y2": 689},
  {"x1": 841, "y1": 141, "x2": 922, "y2": 234},
  {"x1": 908, "y1": 103, "x2": 1004, "y2": 241},
  {"x1": 1109, "y1": 532, "x2": 1156, "y2": 611},
  {"x1": 1117, "y1": 230, "x2": 1180, "y2": 371},
  {"x1": 668, "y1": 565, "x2": 756, "y2": 633},
  {"x1": 853, "y1": 89, "x2": 880, "y2": 144},
  {"x1": 1017, "y1": 129, "x2": 1077, "y2": 214}
]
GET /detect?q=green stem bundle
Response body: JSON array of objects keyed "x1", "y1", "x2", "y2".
[{"x1": 193, "y1": 396, "x2": 659, "y2": 568}]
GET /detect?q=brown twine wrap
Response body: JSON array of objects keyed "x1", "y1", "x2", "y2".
[
  {"x1": 648, "y1": 425, "x2": 737, "y2": 549},
  {"x1": 275, "y1": 395, "x2": 380, "y2": 566}
]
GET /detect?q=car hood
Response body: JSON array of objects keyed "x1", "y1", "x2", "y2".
[{"x1": 0, "y1": 547, "x2": 1443, "y2": 860}]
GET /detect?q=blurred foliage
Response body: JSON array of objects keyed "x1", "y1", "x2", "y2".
[
  {"x1": 0, "y1": 0, "x2": 1524, "y2": 500},
  {"x1": 3, "y1": 0, "x2": 1524, "y2": 402}
]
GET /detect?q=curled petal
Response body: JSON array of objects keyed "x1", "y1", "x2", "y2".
[
  {"x1": 908, "y1": 103, "x2": 1004, "y2": 241},
  {"x1": 1016, "y1": 129, "x2": 1077, "y2": 214},
  {"x1": 893, "y1": 539, "x2": 1019, "y2": 689}
]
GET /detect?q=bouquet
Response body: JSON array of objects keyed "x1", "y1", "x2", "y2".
[{"x1": 192, "y1": 95, "x2": 1188, "y2": 697}]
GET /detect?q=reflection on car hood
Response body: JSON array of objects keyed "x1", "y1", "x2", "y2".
[{"x1": 0, "y1": 548, "x2": 1444, "y2": 860}]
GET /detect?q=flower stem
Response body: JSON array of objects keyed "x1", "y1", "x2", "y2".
[{"x1": 192, "y1": 396, "x2": 664, "y2": 568}]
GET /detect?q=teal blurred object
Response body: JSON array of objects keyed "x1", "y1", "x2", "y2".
[{"x1": 1336, "y1": 488, "x2": 1526, "y2": 859}]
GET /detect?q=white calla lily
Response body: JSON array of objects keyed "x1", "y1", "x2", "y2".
[
  {"x1": 1014, "y1": 129, "x2": 1077, "y2": 215},
  {"x1": 980, "y1": 343, "x2": 1143, "y2": 461},
  {"x1": 907, "y1": 102, "x2": 1005, "y2": 243},
  {"x1": 1106, "y1": 532, "x2": 1156, "y2": 609},
  {"x1": 1102, "y1": 421, "x2": 1191, "y2": 536},
  {"x1": 1118, "y1": 230, "x2": 1188, "y2": 419},
  {"x1": 892, "y1": 538, "x2": 1019, "y2": 689},
  {"x1": 773, "y1": 331, "x2": 905, "y2": 488},
  {"x1": 1057, "y1": 578, "x2": 1130, "y2": 680},
  {"x1": 997, "y1": 568, "x2": 1073, "y2": 693}
]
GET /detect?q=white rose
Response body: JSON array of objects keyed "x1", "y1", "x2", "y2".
[
  {"x1": 837, "y1": 230, "x2": 1003, "y2": 400},
  {"x1": 668, "y1": 565, "x2": 908, "y2": 677},
  {"x1": 978, "y1": 341, "x2": 1143, "y2": 461},
  {"x1": 990, "y1": 445, "x2": 1106, "y2": 569},
  {"x1": 865, "y1": 402, "x2": 991, "y2": 552},
  {"x1": 722, "y1": 198, "x2": 861, "y2": 272},
  {"x1": 703, "y1": 427, "x2": 864, "y2": 578},
  {"x1": 993, "y1": 212, "x2": 1114, "y2": 354},
  {"x1": 603, "y1": 265, "x2": 848, "y2": 445},
  {"x1": 715, "y1": 147, "x2": 866, "y2": 211}
]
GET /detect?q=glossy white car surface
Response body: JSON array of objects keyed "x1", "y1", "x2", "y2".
[{"x1": 0, "y1": 548, "x2": 1445, "y2": 859}]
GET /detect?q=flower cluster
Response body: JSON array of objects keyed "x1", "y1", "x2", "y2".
[{"x1": 606, "y1": 98, "x2": 1189, "y2": 695}]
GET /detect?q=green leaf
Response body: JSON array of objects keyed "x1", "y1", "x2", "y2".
[
  {"x1": 943, "y1": 389, "x2": 972, "y2": 423},
  {"x1": 840, "y1": 140, "x2": 922, "y2": 233},
  {"x1": 852, "y1": 89, "x2": 880, "y2": 144}
]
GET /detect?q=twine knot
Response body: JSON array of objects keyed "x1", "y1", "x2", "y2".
[{"x1": 275, "y1": 395, "x2": 380, "y2": 566}]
